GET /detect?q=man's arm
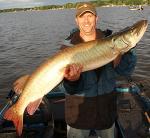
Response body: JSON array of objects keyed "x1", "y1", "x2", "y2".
[
  {"x1": 113, "y1": 54, "x2": 122, "y2": 68},
  {"x1": 114, "y1": 48, "x2": 137, "y2": 76}
]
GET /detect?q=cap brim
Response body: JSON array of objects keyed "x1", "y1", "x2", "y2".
[{"x1": 77, "y1": 10, "x2": 96, "y2": 17}]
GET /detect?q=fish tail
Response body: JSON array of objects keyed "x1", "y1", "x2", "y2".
[{"x1": 4, "y1": 105, "x2": 23, "y2": 136}]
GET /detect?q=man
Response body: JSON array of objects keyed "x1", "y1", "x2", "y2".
[
  {"x1": 12, "y1": 2, "x2": 136, "y2": 138},
  {"x1": 62, "y1": 2, "x2": 136, "y2": 138}
]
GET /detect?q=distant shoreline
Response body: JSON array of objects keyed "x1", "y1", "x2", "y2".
[{"x1": 0, "y1": 3, "x2": 149, "y2": 13}]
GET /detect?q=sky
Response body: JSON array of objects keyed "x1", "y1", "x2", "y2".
[{"x1": 0, "y1": 0, "x2": 92, "y2": 9}]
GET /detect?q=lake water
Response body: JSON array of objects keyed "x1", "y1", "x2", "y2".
[{"x1": 0, "y1": 6, "x2": 150, "y2": 106}]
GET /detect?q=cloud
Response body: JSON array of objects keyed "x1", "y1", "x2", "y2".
[
  {"x1": 0, "y1": 0, "x2": 49, "y2": 9},
  {"x1": 0, "y1": 0, "x2": 48, "y2": 5},
  {"x1": 0, "y1": 0, "x2": 95, "y2": 9},
  {"x1": 11, "y1": 0, "x2": 32, "y2": 2},
  {"x1": 0, "y1": 0, "x2": 35, "y2": 2}
]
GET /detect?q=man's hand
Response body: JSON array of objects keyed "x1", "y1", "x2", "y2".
[
  {"x1": 64, "y1": 64, "x2": 83, "y2": 81},
  {"x1": 113, "y1": 54, "x2": 122, "y2": 67}
]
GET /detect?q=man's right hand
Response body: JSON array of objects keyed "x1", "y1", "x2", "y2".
[{"x1": 64, "y1": 64, "x2": 83, "y2": 81}]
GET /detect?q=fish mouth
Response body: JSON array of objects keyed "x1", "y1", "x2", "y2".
[
  {"x1": 137, "y1": 20, "x2": 148, "y2": 42},
  {"x1": 141, "y1": 20, "x2": 148, "y2": 34},
  {"x1": 119, "y1": 20, "x2": 148, "y2": 52},
  {"x1": 133, "y1": 20, "x2": 148, "y2": 37},
  {"x1": 138, "y1": 20, "x2": 148, "y2": 29},
  {"x1": 143, "y1": 20, "x2": 148, "y2": 28},
  {"x1": 125, "y1": 20, "x2": 148, "y2": 46}
]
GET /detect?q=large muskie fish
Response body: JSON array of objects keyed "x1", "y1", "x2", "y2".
[{"x1": 4, "y1": 20, "x2": 148, "y2": 135}]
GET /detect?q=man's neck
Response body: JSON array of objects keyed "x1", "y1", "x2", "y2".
[{"x1": 80, "y1": 31, "x2": 96, "y2": 42}]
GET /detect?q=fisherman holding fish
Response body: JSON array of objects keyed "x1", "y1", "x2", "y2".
[
  {"x1": 4, "y1": 2, "x2": 148, "y2": 138},
  {"x1": 62, "y1": 2, "x2": 137, "y2": 138}
]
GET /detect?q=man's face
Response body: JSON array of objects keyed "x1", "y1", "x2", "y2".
[{"x1": 75, "y1": 12, "x2": 98, "y2": 35}]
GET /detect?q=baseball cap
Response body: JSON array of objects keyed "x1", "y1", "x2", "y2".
[{"x1": 76, "y1": 2, "x2": 97, "y2": 17}]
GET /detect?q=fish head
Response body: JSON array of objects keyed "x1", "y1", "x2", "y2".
[
  {"x1": 113, "y1": 20, "x2": 148, "y2": 53},
  {"x1": 123, "y1": 20, "x2": 148, "y2": 47}
]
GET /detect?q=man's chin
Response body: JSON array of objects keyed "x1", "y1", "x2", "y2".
[{"x1": 83, "y1": 31, "x2": 94, "y2": 35}]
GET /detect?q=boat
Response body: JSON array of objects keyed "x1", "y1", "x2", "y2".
[
  {"x1": 116, "y1": 79, "x2": 150, "y2": 138},
  {"x1": 0, "y1": 77, "x2": 149, "y2": 138},
  {"x1": 129, "y1": 5, "x2": 144, "y2": 11}
]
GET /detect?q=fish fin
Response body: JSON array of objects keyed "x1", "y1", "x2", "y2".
[
  {"x1": 4, "y1": 105, "x2": 23, "y2": 136},
  {"x1": 13, "y1": 75, "x2": 30, "y2": 94},
  {"x1": 26, "y1": 98, "x2": 42, "y2": 115}
]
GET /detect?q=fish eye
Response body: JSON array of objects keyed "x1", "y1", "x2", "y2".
[
  {"x1": 130, "y1": 26, "x2": 135, "y2": 32},
  {"x1": 112, "y1": 37, "x2": 117, "y2": 42}
]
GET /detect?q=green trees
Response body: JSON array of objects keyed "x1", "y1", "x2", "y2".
[{"x1": 106, "y1": 0, "x2": 148, "y2": 5}]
